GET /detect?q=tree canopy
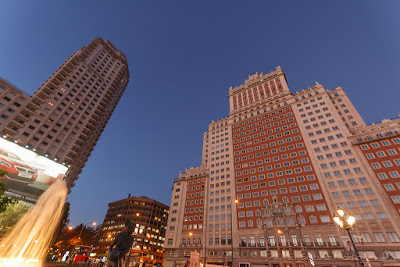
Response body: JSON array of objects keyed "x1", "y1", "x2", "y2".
[{"x1": 0, "y1": 170, "x2": 17, "y2": 213}]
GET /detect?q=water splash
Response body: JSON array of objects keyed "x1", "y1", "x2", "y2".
[{"x1": 0, "y1": 180, "x2": 68, "y2": 267}]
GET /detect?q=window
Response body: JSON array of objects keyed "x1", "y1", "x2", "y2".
[
  {"x1": 364, "y1": 213, "x2": 374, "y2": 220},
  {"x1": 383, "y1": 161, "x2": 393, "y2": 167},
  {"x1": 359, "y1": 177, "x2": 367, "y2": 183},
  {"x1": 373, "y1": 232, "x2": 386, "y2": 243},
  {"x1": 378, "y1": 173, "x2": 388, "y2": 180},
  {"x1": 392, "y1": 196, "x2": 400, "y2": 204},
  {"x1": 377, "y1": 212, "x2": 388, "y2": 219},
  {"x1": 370, "y1": 199, "x2": 380, "y2": 206},
  {"x1": 347, "y1": 202, "x2": 356, "y2": 208},
  {"x1": 364, "y1": 188, "x2": 374, "y2": 194},
  {"x1": 372, "y1": 163, "x2": 381, "y2": 169},
  {"x1": 385, "y1": 184, "x2": 395, "y2": 191},
  {"x1": 387, "y1": 232, "x2": 400, "y2": 243},
  {"x1": 305, "y1": 205, "x2": 315, "y2": 212},
  {"x1": 358, "y1": 201, "x2": 368, "y2": 207},
  {"x1": 320, "y1": 215, "x2": 330, "y2": 222}
]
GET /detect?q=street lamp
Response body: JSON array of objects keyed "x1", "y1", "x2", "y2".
[
  {"x1": 231, "y1": 199, "x2": 239, "y2": 267},
  {"x1": 333, "y1": 208, "x2": 363, "y2": 267}
]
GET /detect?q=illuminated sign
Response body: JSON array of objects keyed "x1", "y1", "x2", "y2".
[{"x1": 0, "y1": 138, "x2": 69, "y2": 204}]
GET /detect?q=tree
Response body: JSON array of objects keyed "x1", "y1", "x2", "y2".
[
  {"x1": 0, "y1": 201, "x2": 29, "y2": 238},
  {"x1": 51, "y1": 221, "x2": 98, "y2": 252},
  {"x1": 0, "y1": 169, "x2": 17, "y2": 213}
]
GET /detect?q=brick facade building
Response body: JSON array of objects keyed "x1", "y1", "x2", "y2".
[{"x1": 164, "y1": 68, "x2": 400, "y2": 267}]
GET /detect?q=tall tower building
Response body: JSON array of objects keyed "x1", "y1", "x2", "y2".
[
  {"x1": 164, "y1": 67, "x2": 400, "y2": 267},
  {"x1": 0, "y1": 38, "x2": 129, "y2": 188}
]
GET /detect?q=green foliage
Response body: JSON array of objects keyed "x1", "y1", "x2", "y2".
[
  {"x1": 0, "y1": 169, "x2": 17, "y2": 213},
  {"x1": 0, "y1": 201, "x2": 29, "y2": 238},
  {"x1": 0, "y1": 169, "x2": 7, "y2": 178}
]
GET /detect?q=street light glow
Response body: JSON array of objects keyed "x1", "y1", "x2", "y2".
[
  {"x1": 333, "y1": 215, "x2": 340, "y2": 224},
  {"x1": 234, "y1": 199, "x2": 239, "y2": 204},
  {"x1": 333, "y1": 207, "x2": 362, "y2": 266},
  {"x1": 336, "y1": 208, "x2": 344, "y2": 217},
  {"x1": 347, "y1": 215, "x2": 356, "y2": 226}
]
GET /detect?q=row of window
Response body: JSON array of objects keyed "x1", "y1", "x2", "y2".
[
  {"x1": 209, "y1": 196, "x2": 232, "y2": 203},
  {"x1": 361, "y1": 138, "x2": 400, "y2": 150},
  {"x1": 178, "y1": 223, "x2": 203, "y2": 232},
  {"x1": 237, "y1": 175, "x2": 317, "y2": 189},
  {"x1": 367, "y1": 149, "x2": 399, "y2": 158},
  {"x1": 209, "y1": 213, "x2": 231, "y2": 220},
  {"x1": 331, "y1": 188, "x2": 374, "y2": 197},
  {"x1": 233, "y1": 107, "x2": 293, "y2": 125},
  {"x1": 234, "y1": 117, "x2": 294, "y2": 134},
  {"x1": 356, "y1": 132, "x2": 398, "y2": 143},
  {"x1": 384, "y1": 183, "x2": 400, "y2": 192},
  {"x1": 236, "y1": 165, "x2": 313, "y2": 177},
  {"x1": 372, "y1": 161, "x2": 400, "y2": 170},
  {"x1": 210, "y1": 187, "x2": 231, "y2": 195},
  {"x1": 237, "y1": 182, "x2": 319, "y2": 192},
  {"x1": 328, "y1": 177, "x2": 367, "y2": 187},
  {"x1": 336, "y1": 199, "x2": 381, "y2": 208},
  {"x1": 377, "y1": 171, "x2": 400, "y2": 179}
]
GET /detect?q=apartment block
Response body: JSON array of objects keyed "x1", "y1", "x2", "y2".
[
  {"x1": 98, "y1": 196, "x2": 169, "y2": 266},
  {"x1": 164, "y1": 67, "x2": 400, "y2": 267},
  {"x1": 0, "y1": 38, "x2": 129, "y2": 188}
]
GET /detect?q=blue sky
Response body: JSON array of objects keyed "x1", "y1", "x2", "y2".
[{"x1": 1, "y1": 1, "x2": 399, "y2": 226}]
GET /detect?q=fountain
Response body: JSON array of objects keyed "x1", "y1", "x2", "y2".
[{"x1": 0, "y1": 180, "x2": 68, "y2": 267}]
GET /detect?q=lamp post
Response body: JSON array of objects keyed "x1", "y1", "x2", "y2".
[{"x1": 333, "y1": 208, "x2": 363, "y2": 267}]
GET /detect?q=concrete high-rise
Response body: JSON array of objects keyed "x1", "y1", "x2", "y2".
[
  {"x1": 0, "y1": 38, "x2": 129, "y2": 188},
  {"x1": 97, "y1": 196, "x2": 169, "y2": 266},
  {"x1": 164, "y1": 67, "x2": 400, "y2": 267}
]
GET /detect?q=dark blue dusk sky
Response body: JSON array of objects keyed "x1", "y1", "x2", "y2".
[{"x1": 1, "y1": 1, "x2": 400, "y2": 226}]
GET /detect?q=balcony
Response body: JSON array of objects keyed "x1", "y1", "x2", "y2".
[
  {"x1": 69, "y1": 150, "x2": 78, "y2": 158},
  {"x1": 65, "y1": 154, "x2": 75, "y2": 164}
]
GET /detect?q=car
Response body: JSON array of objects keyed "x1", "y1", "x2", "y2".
[{"x1": 0, "y1": 148, "x2": 38, "y2": 183}]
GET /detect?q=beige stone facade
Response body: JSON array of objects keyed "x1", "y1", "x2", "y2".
[
  {"x1": 0, "y1": 38, "x2": 129, "y2": 188},
  {"x1": 164, "y1": 68, "x2": 400, "y2": 267}
]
